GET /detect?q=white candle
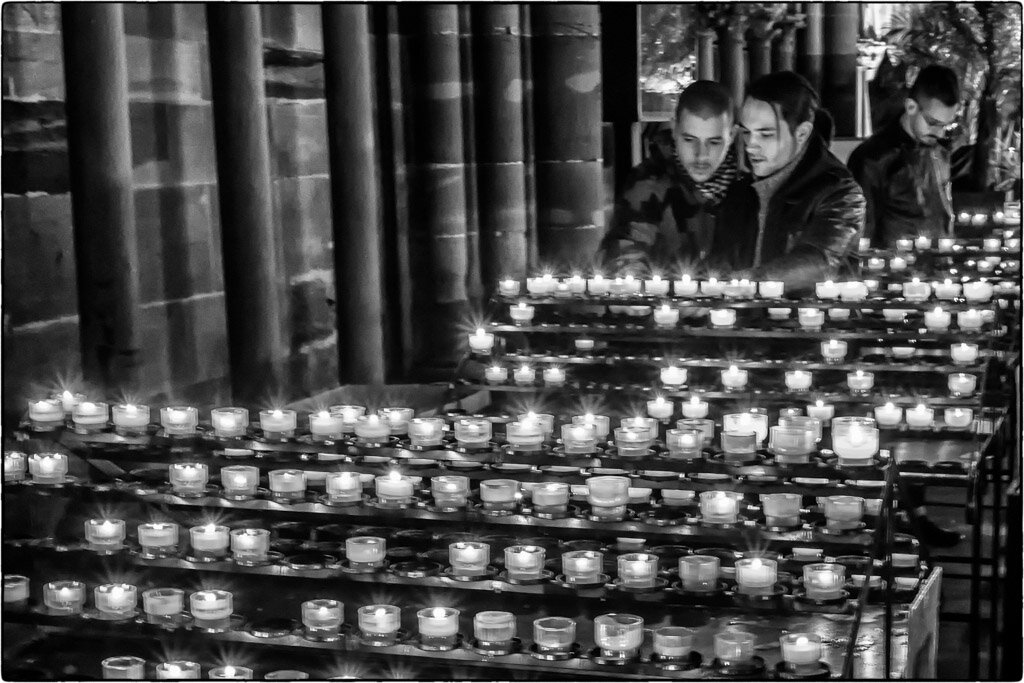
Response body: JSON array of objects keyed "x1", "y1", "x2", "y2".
[
  {"x1": 902, "y1": 278, "x2": 932, "y2": 301},
  {"x1": 866, "y1": 257, "x2": 886, "y2": 271},
  {"x1": 84, "y1": 518, "x2": 126, "y2": 549},
  {"x1": 720, "y1": 365, "x2": 748, "y2": 390},
  {"x1": 468, "y1": 328, "x2": 494, "y2": 353},
  {"x1": 891, "y1": 345, "x2": 916, "y2": 358},
  {"x1": 914, "y1": 235, "x2": 932, "y2": 250},
  {"x1": 660, "y1": 365, "x2": 687, "y2": 386},
  {"x1": 700, "y1": 491, "x2": 739, "y2": 524},
  {"x1": 681, "y1": 395, "x2": 708, "y2": 418},
  {"x1": 560, "y1": 423, "x2": 598, "y2": 453},
  {"x1": 498, "y1": 279, "x2": 520, "y2": 296},
  {"x1": 963, "y1": 281, "x2": 994, "y2": 302},
  {"x1": 95, "y1": 583, "x2": 137, "y2": 615},
  {"x1": 155, "y1": 662, "x2": 201, "y2": 680},
  {"x1": 645, "y1": 275, "x2": 670, "y2": 296},
  {"x1": 806, "y1": 401, "x2": 834, "y2": 421},
  {"x1": 526, "y1": 274, "x2": 556, "y2": 295},
  {"x1": 594, "y1": 614, "x2": 644, "y2": 653},
  {"x1": 890, "y1": 256, "x2": 908, "y2": 271},
  {"x1": 259, "y1": 408, "x2": 296, "y2": 434},
  {"x1": 220, "y1": 465, "x2": 258, "y2": 498},
  {"x1": 938, "y1": 238, "x2": 955, "y2": 252},
  {"x1": 484, "y1": 364, "x2": 508, "y2": 384},
  {"x1": 230, "y1": 528, "x2": 270, "y2": 562},
  {"x1": 375, "y1": 471, "x2": 414, "y2": 501},
  {"x1": 873, "y1": 403, "x2": 902, "y2": 427},
  {"x1": 513, "y1": 364, "x2": 536, "y2": 385},
  {"x1": 617, "y1": 553, "x2": 659, "y2": 588},
  {"x1": 330, "y1": 404, "x2": 366, "y2": 432},
  {"x1": 346, "y1": 536, "x2": 386, "y2": 564},
  {"x1": 572, "y1": 413, "x2": 610, "y2": 439},
  {"x1": 542, "y1": 367, "x2": 566, "y2": 386},
  {"x1": 28, "y1": 398, "x2": 64, "y2": 423},
  {"x1": 211, "y1": 407, "x2": 249, "y2": 438},
  {"x1": 169, "y1": 463, "x2": 209, "y2": 495},
  {"x1": 449, "y1": 541, "x2": 489, "y2": 575},
  {"x1": 780, "y1": 634, "x2": 823, "y2": 667},
  {"x1": 700, "y1": 277, "x2": 723, "y2": 296},
  {"x1": 325, "y1": 471, "x2": 363, "y2": 503},
  {"x1": 359, "y1": 604, "x2": 401, "y2": 639},
  {"x1": 587, "y1": 274, "x2": 609, "y2": 294},
  {"x1": 383, "y1": 407, "x2": 416, "y2": 434},
  {"x1": 71, "y1": 401, "x2": 108, "y2": 426},
  {"x1": 520, "y1": 412, "x2": 554, "y2": 437},
  {"x1": 531, "y1": 481, "x2": 570, "y2": 507},
  {"x1": 190, "y1": 589, "x2": 233, "y2": 621},
  {"x1": 302, "y1": 598, "x2": 343, "y2": 631},
  {"x1": 758, "y1": 280, "x2": 784, "y2": 298},
  {"x1": 562, "y1": 550, "x2": 603, "y2": 583},
  {"x1": 832, "y1": 419, "x2": 878, "y2": 464},
  {"x1": 709, "y1": 308, "x2": 737, "y2": 327},
  {"x1": 735, "y1": 558, "x2": 777, "y2": 593},
  {"x1": 947, "y1": 373, "x2": 977, "y2": 396},
  {"x1": 454, "y1": 417, "x2": 492, "y2": 446},
  {"x1": 653, "y1": 304, "x2": 679, "y2": 327},
  {"x1": 895, "y1": 238, "x2": 913, "y2": 251},
  {"x1": 847, "y1": 370, "x2": 875, "y2": 392},
  {"x1": 944, "y1": 408, "x2": 973, "y2": 429},
  {"x1": 983, "y1": 236, "x2": 1001, "y2": 251},
  {"x1": 567, "y1": 274, "x2": 587, "y2": 294},
  {"x1": 827, "y1": 307, "x2": 851, "y2": 321},
  {"x1": 408, "y1": 417, "x2": 445, "y2": 447},
  {"x1": 924, "y1": 307, "x2": 951, "y2": 330},
  {"x1": 28, "y1": 452, "x2": 68, "y2": 484},
  {"x1": 190, "y1": 524, "x2": 229, "y2": 553},
  {"x1": 674, "y1": 275, "x2": 699, "y2": 296},
  {"x1": 933, "y1": 279, "x2": 962, "y2": 299},
  {"x1": 138, "y1": 522, "x2": 179, "y2": 548},
  {"x1": 957, "y1": 309, "x2": 983, "y2": 330},
  {"x1": 646, "y1": 397, "x2": 673, "y2": 419},
  {"x1": 208, "y1": 666, "x2": 253, "y2": 680},
  {"x1": 4, "y1": 452, "x2": 27, "y2": 482},
  {"x1": 723, "y1": 412, "x2": 768, "y2": 443},
  {"x1": 823, "y1": 496, "x2": 864, "y2": 529},
  {"x1": 417, "y1": 606, "x2": 459, "y2": 637},
  {"x1": 838, "y1": 281, "x2": 868, "y2": 301},
  {"x1": 43, "y1": 580, "x2": 86, "y2": 612},
  {"x1": 821, "y1": 339, "x2": 848, "y2": 362},
  {"x1": 509, "y1": 302, "x2": 535, "y2": 324},
  {"x1": 506, "y1": 421, "x2": 543, "y2": 449},
  {"x1": 906, "y1": 404, "x2": 935, "y2": 428},
  {"x1": 785, "y1": 370, "x2": 813, "y2": 391},
  {"x1": 160, "y1": 406, "x2": 199, "y2": 435},
  {"x1": 797, "y1": 307, "x2": 825, "y2": 329},
  {"x1": 575, "y1": 337, "x2": 595, "y2": 351},
  {"x1": 431, "y1": 475, "x2": 470, "y2": 508},
  {"x1": 57, "y1": 390, "x2": 83, "y2": 413},
  {"x1": 354, "y1": 414, "x2": 390, "y2": 440},
  {"x1": 309, "y1": 410, "x2": 344, "y2": 437},
  {"x1": 814, "y1": 280, "x2": 840, "y2": 299}
]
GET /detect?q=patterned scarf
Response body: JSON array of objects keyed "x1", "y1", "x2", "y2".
[{"x1": 670, "y1": 144, "x2": 740, "y2": 206}]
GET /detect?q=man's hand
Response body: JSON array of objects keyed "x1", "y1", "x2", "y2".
[{"x1": 627, "y1": 222, "x2": 659, "y2": 246}]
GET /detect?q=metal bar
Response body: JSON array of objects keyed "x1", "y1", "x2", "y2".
[{"x1": 969, "y1": 454, "x2": 985, "y2": 678}]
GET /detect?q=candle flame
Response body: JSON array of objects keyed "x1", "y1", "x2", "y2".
[
  {"x1": 661, "y1": 304, "x2": 670, "y2": 312},
  {"x1": 223, "y1": 666, "x2": 236, "y2": 677},
  {"x1": 387, "y1": 470, "x2": 402, "y2": 482},
  {"x1": 431, "y1": 607, "x2": 447, "y2": 618},
  {"x1": 272, "y1": 409, "x2": 283, "y2": 418},
  {"x1": 815, "y1": 400, "x2": 824, "y2": 407},
  {"x1": 690, "y1": 396, "x2": 699, "y2": 404},
  {"x1": 318, "y1": 410, "x2": 330, "y2": 419},
  {"x1": 593, "y1": 273, "x2": 603, "y2": 282},
  {"x1": 62, "y1": 390, "x2": 73, "y2": 401},
  {"x1": 795, "y1": 636, "x2": 809, "y2": 646},
  {"x1": 125, "y1": 404, "x2": 137, "y2": 414},
  {"x1": 475, "y1": 327, "x2": 485, "y2": 336}
]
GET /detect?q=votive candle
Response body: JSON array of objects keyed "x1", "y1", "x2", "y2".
[
  {"x1": 168, "y1": 462, "x2": 209, "y2": 496},
  {"x1": 211, "y1": 407, "x2": 249, "y2": 438},
  {"x1": 160, "y1": 406, "x2": 199, "y2": 435},
  {"x1": 28, "y1": 452, "x2": 68, "y2": 485}
]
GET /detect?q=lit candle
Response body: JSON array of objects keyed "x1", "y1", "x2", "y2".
[
  {"x1": 653, "y1": 304, "x2": 679, "y2": 327},
  {"x1": 498, "y1": 279, "x2": 520, "y2": 296},
  {"x1": 358, "y1": 604, "x2": 401, "y2": 645},
  {"x1": 723, "y1": 412, "x2": 768, "y2": 443},
  {"x1": 542, "y1": 366, "x2": 566, "y2": 386},
  {"x1": 219, "y1": 465, "x2": 258, "y2": 499},
  {"x1": 847, "y1": 370, "x2": 875, "y2": 393},
  {"x1": 947, "y1": 372, "x2": 977, "y2": 396},
  {"x1": 95, "y1": 583, "x2": 138, "y2": 616},
  {"x1": 957, "y1": 309, "x2": 983, "y2": 330},
  {"x1": 408, "y1": 417, "x2": 445, "y2": 447},
  {"x1": 101, "y1": 657, "x2": 146, "y2": 680},
  {"x1": 944, "y1": 407, "x2": 973, "y2": 429},
  {"x1": 780, "y1": 634, "x2": 823, "y2": 669},
  {"x1": 562, "y1": 550, "x2": 603, "y2": 584},
  {"x1": 57, "y1": 390, "x2": 83, "y2": 413},
  {"x1": 346, "y1": 536, "x2": 387, "y2": 568},
  {"x1": 417, "y1": 607, "x2": 460, "y2": 649},
  {"x1": 938, "y1": 237, "x2": 955, "y2": 252},
  {"x1": 160, "y1": 406, "x2": 199, "y2": 435},
  {"x1": 567, "y1": 274, "x2": 587, "y2": 294},
  {"x1": 709, "y1": 308, "x2": 737, "y2": 327},
  {"x1": 594, "y1": 613, "x2": 644, "y2": 656},
  {"x1": 137, "y1": 522, "x2": 179, "y2": 553},
  {"x1": 427, "y1": 475, "x2": 468, "y2": 510},
  {"x1": 760, "y1": 492, "x2": 802, "y2": 527},
  {"x1": 519, "y1": 411, "x2": 554, "y2": 437},
  {"x1": 504, "y1": 545, "x2": 546, "y2": 581},
  {"x1": 71, "y1": 401, "x2": 108, "y2": 428},
  {"x1": 700, "y1": 491, "x2": 739, "y2": 524},
  {"x1": 983, "y1": 236, "x2": 1001, "y2": 251},
  {"x1": 479, "y1": 478, "x2": 520, "y2": 511},
  {"x1": 914, "y1": 235, "x2": 933, "y2": 250},
  {"x1": 230, "y1": 528, "x2": 270, "y2": 565},
  {"x1": 375, "y1": 471, "x2": 414, "y2": 503},
  {"x1": 645, "y1": 274, "x2": 670, "y2": 296},
  {"x1": 189, "y1": 524, "x2": 229, "y2": 559},
  {"x1": 806, "y1": 401, "x2": 834, "y2": 421},
  {"x1": 617, "y1": 553, "x2": 658, "y2": 589},
  {"x1": 735, "y1": 558, "x2": 777, "y2": 594},
  {"x1": 190, "y1": 589, "x2": 233, "y2": 623},
  {"x1": 484, "y1": 364, "x2": 508, "y2": 384},
  {"x1": 259, "y1": 408, "x2": 296, "y2": 435},
  {"x1": 866, "y1": 256, "x2": 886, "y2": 271},
  {"x1": 677, "y1": 395, "x2": 707, "y2": 419},
  {"x1": 354, "y1": 414, "x2": 391, "y2": 443},
  {"x1": 43, "y1": 580, "x2": 86, "y2": 614},
  {"x1": 665, "y1": 428, "x2": 703, "y2": 459},
  {"x1": 906, "y1": 404, "x2": 935, "y2": 429},
  {"x1": 505, "y1": 420, "x2": 543, "y2": 450},
  {"x1": 155, "y1": 662, "x2": 201, "y2": 679},
  {"x1": 211, "y1": 407, "x2": 249, "y2": 438},
  {"x1": 513, "y1": 364, "x2": 536, "y2": 385},
  {"x1": 613, "y1": 426, "x2": 654, "y2": 456},
  {"x1": 831, "y1": 418, "x2": 879, "y2": 465},
  {"x1": 4, "y1": 452, "x2": 27, "y2": 482},
  {"x1": 895, "y1": 238, "x2": 913, "y2": 252},
  {"x1": 168, "y1": 462, "x2": 209, "y2": 496},
  {"x1": 587, "y1": 273, "x2": 609, "y2": 295},
  {"x1": 890, "y1": 256, "x2": 908, "y2": 271},
  {"x1": 325, "y1": 471, "x2": 363, "y2": 504},
  {"x1": 785, "y1": 370, "x2": 813, "y2": 392},
  {"x1": 302, "y1": 599, "x2": 343, "y2": 638},
  {"x1": 873, "y1": 402, "x2": 903, "y2": 427},
  {"x1": 449, "y1": 541, "x2": 490, "y2": 576},
  {"x1": 560, "y1": 423, "x2": 597, "y2": 454},
  {"x1": 208, "y1": 666, "x2": 253, "y2": 680},
  {"x1": 330, "y1": 404, "x2": 365, "y2": 432},
  {"x1": 720, "y1": 365, "x2": 748, "y2": 390},
  {"x1": 510, "y1": 302, "x2": 535, "y2": 324},
  {"x1": 797, "y1": 307, "x2": 825, "y2": 330},
  {"x1": 572, "y1": 413, "x2": 610, "y2": 439},
  {"x1": 526, "y1": 274, "x2": 556, "y2": 295},
  {"x1": 802, "y1": 563, "x2": 845, "y2": 601},
  {"x1": 963, "y1": 281, "x2": 994, "y2": 302},
  {"x1": 530, "y1": 482, "x2": 570, "y2": 511},
  {"x1": 758, "y1": 280, "x2": 784, "y2": 298},
  {"x1": 820, "y1": 339, "x2": 848, "y2": 363},
  {"x1": 933, "y1": 279, "x2": 962, "y2": 300},
  {"x1": 700, "y1": 277, "x2": 723, "y2": 296},
  {"x1": 27, "y1": 398, "x2": 64, "y2": 425},
  {"x1": 814, "y1": 280, "x2": 840, "y2": 299},
  {"x1": 660, "y1": 365, "x2": 687, "y2": 387},
  {"x1": 924, "y1": 306, "x2": 951, "y2": 331},
  {"x1": 902, "y1": 277, "x2": 932, "y2": 301},
  {"x1": 82, "y1": 518, "x2": 125, "y2": 551},
  {"x1": 28, "y1": 453, "x2": 68, "y2": 485},
  {"x1": 646, "y1": 396, "x2": 673, "y2": 420},
  {"x1": 674, "y1": 275, "x2": 698, "y2": 296},
  {"x1": 308, "y1": 410, "x2": 344, "y2": 438},
  {"x1": 838, "y1": 281, "x2": 868, "y2": 301},
  {"x1": 468, "y1": 328, "x2": 494, "y2": 353}
]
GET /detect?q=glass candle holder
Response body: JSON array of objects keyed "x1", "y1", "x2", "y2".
[
  {"x1": 823, "y1": 496, "x2": 865, "y2": 530},
  {"x1": 613, "y1": 427, "x2": 654, "y2": 455},
  {"x1": 679, "y1": 395, "x2": 708, "y2": 419},
  {"x1": 142, "y1": 587, "x2": 184, "y2": 622},
  {"x1": 572, "y1": 414, "x2": 610, "y2": 440},
  {"x1": 832, "y1": 417, "x2": 879, "y2": 465},
  {"x1": 820, "y1": 339, "x2": 848, "y2": 363},
  {"x1": 957, "y1": 309, "x2": 984, "y2": 330},
  {"x1": 951, "y1": 343, "x2": 979, "y2": 365},
  {"x1": 510, "y1": 302, "x2": 535, "y2": 325},
  {"x1": 189, "y1": 525, "x2": 229, "y2": 560},
  {"x1": 873, "y1": 403, "x2": 903, "y2": 428},
  {"x1": 468, "y1": 327, "x2": 494, "y2": 353},
  {"x1": 700, "y1": 491, "x2": 740, "y2": 524},
  {"x1": 168, "y1": 462, "x2": 209, "y2": 497},
  {"x1": 847, "y1": 370, "x2": 875, "y2": 394},
  {"x1": 358, "y1": 604, "x2": 401, "y2": 645},
  {"x1": 518, "y1": 412, "x2": 554, "y2": 438},
  {"x1": 417, "y1": 606, "x2": 460, "y2": 650},
  {"x1": 924, "y1": 307, "x2": 951, "y2": 331},
  {"x1": 220, "y1": 465, "x2": 258, "y2": 500},
  {"x1": 3, "y1": 575, "x2": 29, "y2": 608},
  {"x1": 734, "y1": 558, "x2": 777, "y2": 595},
  {"x1": 768, "y1": 306, "x2": 792, "y2": 320},
  {"x1": 259, "y1": 408, "x2": 297, "y2": 436},
  {"x1": 759, "y1": 280, "x2": 784, "y2": 298},
  {"x1": 594, "y1": 613, "x2": 644, "y2": 658},
  {"x1": 797, "y1": 308, "x2": 825, "y2": 330},
  {"x1": 474, "y1": 610, "x2": 516, "y2": 645},
  {"x1": 660, "y1": 366, "x2": 688, "y2": 387},
  {"x1": 839, "y1": 281, "x2": 868, "y2": 301},
  {"x1": 155, "y1": 662, "x2": 201, "y2": 680},
  {"x1": 529, "y1": 482, "x2": 570, "y2": 515},
  {"x1": 677, "y1": 418, "x2": 715, "y2": 445},
  {"x1": 780, "y1": 633, "x2": 824, "y2": 671},
  {"x1": 101, "y1": 656, "x2": 146, "y2": 680},
  {"x1": 137, "y1": 522, "x2": 179, "y2": 556},
  {"x1": 484, "y1": 365, "x2": 508, "y2": 384},
  {"x1": 533, "y1": 616, "x2": 576, "y2": 653},
  {"x1": 963, "y1": 280, "x2": 994, "y2": 301},
  {"x1": 346, "y1": 536, "x2": 386, "y2": 569},
  {"x1": 527, "y1": 274, "x2": 556, "y2": 295},
  {"x1": 27, "y1": 397, "x2": 64, "y2": 427},
  {"x1": 587, "y1": 475, "x2": 631, "y2": 520},
  {"x1": 209, "y1": 407, "x2": 248, "y2": 438},
  {"x1": 302, "y1": 598, "x2": 343, "y2": 639},
  {"x1": 802, "y1": 563, "x2": 845, "y2": 601},
  {"x1": 806, "y1": 401, "x2": 835, "y2": 422},
  {"x1": 944, "y1": 407, "x2": 974, "y2": 429},
  {"x1": 353, "y1": 414, "x2": 390, "y2": 445},
  {"x1": 379, "y1": 407, "x2": 413, "y2": 435},
  {"x1": 661, "y1": 489, "x2": 696, "y2": 507},
  {"x1": 308, "y1": 410, "x2": 345, "y2": 439},
  {"x1": 785, "y1": 370, "x2": 813, "y2": 392},
  {"x1": 160, "y1": 406, "x2": 199, "y2": 435},
  {"x1": 513, "y1": 365, "x2": 536, "y2": 385},
  {"x1": 43, "y1": 580, "x2": 86, "y2": 614},
  {"x1": 665, "y1": 428, "x2": 703, "y2": 459},
  {"x1": 208, "y1": 666, "x2": 253, "y2": 680},
  {"x1": 268, "y1": 469, "x2": 306, "y2": 503},
  {"x1": 325, "y1": 471, "x2": 363, "y2": 504},
  {"x1": 948, "y1": 373, "x2": 977, "y2": 397},
  {"x1": 709, "y1": 308, "x2": 737, "y2": 327},
  {"x1": 760, "y1": 493, "x2": 802, "y2": 528},
  {"x1": 542, "y1": 367, "x2": 567, "y2": 386},
  {"x1": 71, "y1": 401, "x2": 109, "y2": 431},
  {"x1": 562, "y1": 550, "x2": 604, "y2": 584},
  {"x1": 454, "y1": 418, "x2": 492, "y2": 448},
  {"x1": 617, "y1": 552, "x2": 658, "y2": 588},
  {"x1": 768, "y1": 426, "x2": 816, "y2": 463},
  {"x1": 95, "y1": 583, "x2": 138, "y2": 617},
  {"x1": 189, "y1": 589, "x2": 233, "y2": 627},
  {"x1": 504, "y1": 545, "x2": 545, "y2": 581},
  {"x1": 431, "y1": 475, "x2": 470, "y2": 510},
  {"x1": 700, "y1": 278, "x2": 723, "y2": 296},
  {"x1": 673, "y1": 275, "x2": 698, "y2": 296},
  {"x1": 723, "y1": 412, "x2": 768, "y2": 444},
  {"x1": 720, "y1": 366, "x2": 748, "y2": 390},
  {"x1": 479, "y1": 478, "x2": 520, "y2": 512},
  {"x1": 230, "y1": 528, "x2": 270, "y2": 565},
  {"x1": 408, "y1": 417, "x2": 445, "y2": 447},
  {"x1": 653, "y1": 626, "x2": 695, "y2": 659},
  {"x1": 505, "y1": 421, "x2": 544, "y2": 450},
  {"x1": 449, "y1": 541, "x2": 490, "y2": 576},
  {"x1": 330, "y1": 405, "x2": 366, "y2": 433},
  {"x1": 814, "y1": 280, "x2": 840, "y2": 298},
  {"x1": 679, "y1": 555, "x2": 719, "y2": 592},
  {"x1": 85, "y1": 518, "x2": 126, "y2": 552},
  {"x1": 646, "y1": 397, "x2": 673, "y2": 420},
  {"x1": 720, "y1": 431, "x2": 757, "y2": 465},
  {"x1": 106, "y1": 403, "x2": 149, "y2": 435},
  {"x1": 901, "y1": 278, "x2": 932, "y2": 301},
  {"x1": 906, "y1": 404, "x2": 935, "y2": 428},
  {"x1": 374, "y1": 472, "x2": 415, "y2": 504},
  {"x1": 560, "y1": 423, "x2": 598, "y2": 454},
  {"x1": 653, "y1": 304, "x2": 679, "y2": 327},
  {"x1": 28, "y1": 452, "x2": 68, "y2": 485}
]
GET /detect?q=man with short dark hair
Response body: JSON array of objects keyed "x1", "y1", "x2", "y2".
[
  {"x1": 600, "y1": 80, "x2": 743, "y2": 272},
  {"x1": 848, "y1": 64, "x2": 961, "y2": 247}
]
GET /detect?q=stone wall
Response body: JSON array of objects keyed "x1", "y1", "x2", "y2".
[{"x1": 2, "y1": 3, "x2": 338, "y2": 410}]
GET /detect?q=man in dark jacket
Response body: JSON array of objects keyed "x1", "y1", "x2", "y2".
[
  {"x1": 600, "y1": 80, "x2": 744, "y2": 274},
  {"x1": 707, "y1": 72, "x2": 865, "y2": 293},
  {"x1": 847, "y1": 64, "x2": 960, "y2": 247}
]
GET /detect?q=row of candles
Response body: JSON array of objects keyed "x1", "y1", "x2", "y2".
[
  {"x1": 498, "y1": 273, "x2": 1010, "y2": 301},
  {"x1": 1, "y1": 573, "x2": 843, "y2": 672}
]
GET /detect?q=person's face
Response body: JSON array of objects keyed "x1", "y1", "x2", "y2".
[
  {"x1": 904, "y1": 96, "x2": 959, "y2": 146},
  {"x1": 673, "y1": 110, "x2": 734, "y2": 182},
  {"x1": 740, "y1": 97, "x2": 810, "y2": 178}
]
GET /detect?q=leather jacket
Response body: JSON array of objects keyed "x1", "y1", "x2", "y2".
[
  {"x1": 707, "y1": 134, "x2": 865, "y2": 294},
  {"x1": 848, "y1": 120, "x2": 954, "y2": 247}
]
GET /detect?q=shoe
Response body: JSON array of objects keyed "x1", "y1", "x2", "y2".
[{"x1": 896, "y1": 513, "x2": 963, "y2": 548}]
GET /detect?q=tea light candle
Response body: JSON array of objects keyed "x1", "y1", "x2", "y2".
[
  {"x1": 504, "y1": 545, "x2": 546, "y2": 581},
  {"x1": 938, "y1": 237, "x2": 955, "y2": 252},
  {"x1": 700, "y1": 277, "x2": 723, "y2": 296},
  {"x1": 189, "y1": 524, "x2": 229, "y2": 558},
  {"x1": 346, "y1": 536, "x2": 386, "y2": 568},
  {"x1": 819, "y1": 339, "x2": 848, "y2": 363},
  {"x1": 43, "y1": 580, "x2": 86, "y2": 613},
  {"x1": 377, "y1": 407, "x2": 413, "y2": 436},
  {"x1": 453, "y1": 417, "x2": 491, "y2": 447},
  {"x1": 206, "y1": 407, "x2": 246, "y2": 438},
  {"x1": 85, "y1": 518, "x2": 126, "y2": 551},
  {"x1": 510, "y1": 302, "x2": 535, "y2": 324},
  {"x1": 168, "y1": 462, "x2": 208, "y2": 496},
  {"x1": 594, "y1": 613, "x2": 644, "y2": 656},
  {"x1": 653, "y1": 304, "x2": 679, "y2": 327},
  {"x1": 588, "y1": 274, "x2": 609, "y2": 295},
  {"x1": 574, "y1": 337, "x2": 595, "y2": 353},
  {"x1": 219, "y1": 465, "x2": 258, "y2": 500},
  {"x1": 505, "y1": 420, "x2": 543, "y2": 449},
  {"x1": 806, "y1": 401, "x2": 834, "y2": 422},
  {"x1": 1005, "y1": 237, "x2": 1022, "y2": 250},
  {"x1": 798, "y1": 307, "x2": 825, "y2": 329},
  {"x1": 160, "y1": 406, "x2": 199, "y2": 435},
  {"x1": 720, "y1": 365, "x2": 748, "y2": 390},
  {"x1": 560, "y1": 423, "x2": 597, "y2": 454},
  {"x1": 4, "y1": 575, "x2": 29, "y2": 606},
  {"x1": 230, "y1": 528, "x2": 270, "y2": 564},
  {"x1": 957, "y1": 309, "x2": 984, "y2": 330},
  {"x1": 759, "y1": 280, "x2": 784, "y2": 298},
  {"x1": 780, "y1": 634, "x2": 823, "y2": 670},
  {"x1": 646, "y1": 396, "x2": 674, "y2": 420},
  {"x1": 890, "y1": 256, "x2": 908, "y2": 271},
  {"x1": 95, "y1": 583, "x2": 138, "y2": 616},
  {"x1": 873, "y1": 403, "x2": 903, "y2": 427},
  {"x1": 190, "y1": 589, "x2": 233, "y2": 623},
  {"x1": 674, "y1": 275, "x2": 699, "y2": 296},
  {"x1": 963, "y1": 281, "x2": 994, "y2": 302},
  {"x1": 709, "y1": 308, "x2": 737, "y2": 327},
  {"x1": 785, "y1": 370, "x2": 812, "y2": 391},
  {"x1": 319, "y1": 472, "x2": 362, "y2": 505},
  {"x1": 613, "y1": 426, "x2": 654, "y2": 456},
  {"x1": 906, "y1": 404, "x2": 935, "y2": 428},
  {"x1": 666, "y1": 428, "x2": 703, "y2": 459},
  {"x1": 358, "y1": 604, "x2": 401, "y2": 645},
  {"x1": 891, "y1": 345, "x2": 916, "y2": 358},
  {"x1": 519, "y1": 412, "x2": 554, "y2": 437},
  {"x1": 431, "y1": 475, "x2": 470, "y2": 509},
  {"x1": 660, "y1": 365, "x2": 687, "y2": 387},
  {"x1": 155, "y1": 662, "x2": 201, "y2": 680},
  {"x1": 526, "y1": 274, "x2": 556, "y2": 295},
  {"x1": 375, "y1": 472, "x2": 414, "y2": 504},
  {"x1": 823, "y1": 495, "x2": 864, "y2": 530},
  {"x1": 944, "y1": 407, "x2": 973, "y2": 429},
  {"x1": 303, "y1": 410, "x2": 342, "y2": 439},
  {"x1": 531, "y1": 482, "x2": 570, "y2": 511},
  {"x1": 498, "y1": 279, "x2": 520, "y2": 296},
  {"x1": 4, "y1": 452, "x2": 26, "y2": 482},
  {"x1": 948, "y1": 372, "x2": 977, "y2": 396},
  {"x1": 534, "y1": 616, "x2": 576, "y2": 653},
  {"x1": 815, "y1": 280, "x2": 840, "y2": 299},
  {"x1": 700, "y1": 491, "x2": 739, "y2": 524},
  {"x1": 847, "y1": 370, "x2": 875, "y2": 393},
  {"x1": 562, "y1": 550, "x2": 604, "y2": 583},
  {"x1": 866, "y1": 256, "x2": 886, "y2": 271},
  {"x1": 354, "y1": 414, "x2": 390, "y2": 443},
  {"x1": 933, "y1": 279, "x2": 962, "y2": 299},
  {"x1": 208, "y1": 666, "x2": 253, "y2": 680},
  {"x1": 674, "y1": 555, "x2": 718, "y2": 593},
  {"x1": 895, "y1": 238, "x2": 913, "y2": 251},
  {"x1": 832, "y1": 418, "x2": 879, "y2": 465},
  {"x1": 617, "y1": 553, "x2": 658, "y2": 588},
  {"x1": 645, "y1": 275, "x2": 670, "y2": 296},
  {"x1": 572, "y1": 413, "x2": 610, "y2": 439},
  {"x1": 760, "y1": 493, "x2": 802, "y2": 527},
  {"x1": 140, "y1": 587, "x2": 184, "y2": 620},
  {"x1": 724, "y1": 412, "x2": 768, "y2": 443},
  {"x1": 735, "y1": 558, "x2": 777, "y2": 594},
  {"x1": 983, "y1": 236, "x2": 1001, "y2": 251},
  {"x1": 587, "y1": 475, "x2": 631, "y2": 519},
  {"x1": 302, "y1": 598, "x2": 343, "y2": 638},
  {"x1": 266, "y1": 469, "x2": 306, "y2": 505},
  {"x1": 802, "y1": 563, "x2": 845, "y2": 601},
  {"x1": 401, "y1": 418, "x2": 443, "y2": 450},
  {"x1": 566, "y1": 274, "x2": 587, "y2": 294},
  {"x1": 513, "y1": 364, "x2": 536, "y2": 385},
  {"x1": 28, "y1": 398, "x2": 64, "y2": 425},
  {"x1": 101, "y1": 656, "x2": 146, "y2": 679},
  {"x1": 468, "y1": 328, "x2": 494, "y2": 353},
  {"x1": 902, "y1": 278, "x2": 932, "y2": 301},
  {"x1": 474, "y1": 610, "x2": 516, "y2": 644},
  {"x1": 542, "y1": 366, "x2": 566, "y2": 386},
  {"x1": 417, "y1": 607, "x2": 460, "y2": 648},
  {"x1": 481, "y1": 364, "x2": 508, "y2": 385},
  {"x1": 673, "y1": 397, "x2": 707, "y2": 422},
  {"x1": 768, "y1": 426, "x2": 815, "y2": 462},
  {"x1": 480, "y1": 478, "x2": 520, "y2": 511},
  {"x1": 28, "y1": 452, "x2": 68, "y2": 484},
  {"x1": 138, "y1": 522, "x2": 179, "y2": 554},
  {"x1": 913, "y1": 235, "x2": 932, "y2": 250},
  {"x1": 331, "y1": 405, "x2": 366, "y2": 432},
  {"x1": 838, "y1": 281, "x2": 868, "y2": 301},
  {"x1": 71, "y1": 401, "x2": 108, "y2": 428},
  {"x1": 924, "y1": 307, "x2": 951, "y2": 330}
]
